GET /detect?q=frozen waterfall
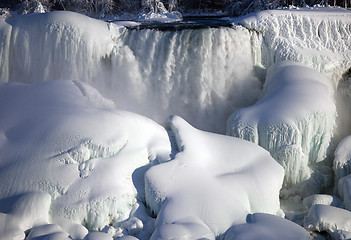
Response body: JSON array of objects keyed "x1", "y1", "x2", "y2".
[{"x1": 0, "y1": 12, "x2": 261, "y2": 133}]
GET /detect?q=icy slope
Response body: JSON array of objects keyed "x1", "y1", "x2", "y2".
[
  {"x1": 227, "y1": 61, "x2": 336, "y2": 196},
  {"x1": 145, "y1": 116, "x2": 284, "y2": 238},
  {"x1": 0, "y1": 80, "x2": 171, "y2": 237},
  {"x1": 235, "y1": 7, "x2": 351, "y2": 85}
]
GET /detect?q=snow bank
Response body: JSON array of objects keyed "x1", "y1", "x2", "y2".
[
  {"x1": 145, "y1": 116, "x2": 284, "y2": 237},
  {"x1": 0, "y1": 80, "x2": 171, "y2": 233},
  {"x1": 304, "y1": 204, "x2": 351, "y2": 234},
  {"x1": 227, "y1": 61, "x2": 336, "y2": 196},
  {"x1": 224, "y1": 213, "x2": 310, "y2": 240},
  {"x1": 235, "y1": 7, "x2": 351, "y2": 85},
  {"x1": 334, "y1": 136, "x2": 351, "y2": 186}
]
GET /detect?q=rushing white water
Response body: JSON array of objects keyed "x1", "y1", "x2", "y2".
[{"x1": 108, "y1": 26, "x2": 261, "y2": 133}]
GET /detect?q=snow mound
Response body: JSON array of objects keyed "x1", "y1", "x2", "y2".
[
  {"x1": 236, "y1": 8, "x2": 351, "y2": 84},
  {"x1": 304, "y1": 204, "x2": 351, "y2": 234},
  {"x1": 26, "y1": 224, "x2": 71, "y2": 240},
  {"x1": 227, "y1": 61, "x2": 336, "y2": 196},
  {"x1": 224, "y1": 213, "x2": 310, "y2": 240},
  {"x1": 145, "y1": 115, "x2": 284, "y2": 237},
  {"x1": 0, "y1": 80, "x2": 171, "y2": 233},
  {"x1": 334, "y1": 136, "x2": 351, "y2": 186},
  {"x1": 0, "y1": 192, "x2": 51, "y2": 240}
]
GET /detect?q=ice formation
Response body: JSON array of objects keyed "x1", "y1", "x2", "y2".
[
  {"x1": 145, "y1": 115, "x2": 284, "y2": 237},
  {"x1": 227, "y1": 61, "x2": 336, "y2": 196},
  {"x1": 0, "y1": 80, "x2": 171, "y2": 237},
  {"x1": 334, "y1": 136, "x2": 351, "y2": 185}
]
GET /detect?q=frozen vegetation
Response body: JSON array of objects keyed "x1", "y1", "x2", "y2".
[{"x1": 0, "y1": 5, "x2": 350, "y2": 240}]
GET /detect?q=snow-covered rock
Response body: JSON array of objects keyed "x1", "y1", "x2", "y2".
[
  {"x1": 227, "y1": 61, "x2": 336, "y2": 197},
  {"x1": 338, "y1": 174, "x2": 351, "y2": 211},
  {"x1": 0, "y1": 80, "x2": 171, "y2": 233},
  {"x1": 145, "y1": 115, "x2": 284, "y2": 237},
  {"x1": 334, "y1": 136, "x2": 351, "y2": 186},
  {"x1": 303, "y1": 194, "x2": 344, "y2": 210},
  {"x1": 224, "y1": 213, "x2": 310, "y2": 240},
  {"x1": 304, "y1": 204, "x2": 351, "y2": 234}
]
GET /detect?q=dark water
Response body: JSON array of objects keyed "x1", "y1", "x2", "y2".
[{"x1": 113, "y1": 16, "x2": 233, "y2": 31}]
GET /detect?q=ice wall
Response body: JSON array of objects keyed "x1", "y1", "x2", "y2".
[{"x1": 0, "y1": 11, "x2": 261, "y2": 133}]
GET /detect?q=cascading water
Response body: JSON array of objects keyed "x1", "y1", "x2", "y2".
[{"x1": 105, "y1": 26, "x2": 262, "y2": 133}]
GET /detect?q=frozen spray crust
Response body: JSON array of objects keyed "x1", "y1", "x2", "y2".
[
  {"x1": 0, "y1": 80, "x2": 171, "y2": 233},
  {"x1": 227, "y1": 61, "x2": 336, "y2": 196},
  {"x1": 145, "y1": 115, "x2": 284, "y2": 237}
]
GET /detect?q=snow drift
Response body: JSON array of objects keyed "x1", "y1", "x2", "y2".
[
  {"x1": 145, "y1": 115, "x2": 284, "y2": 237},
  {"x1": 0, "y1": 80, "x2": 171, "y2": 238}
]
